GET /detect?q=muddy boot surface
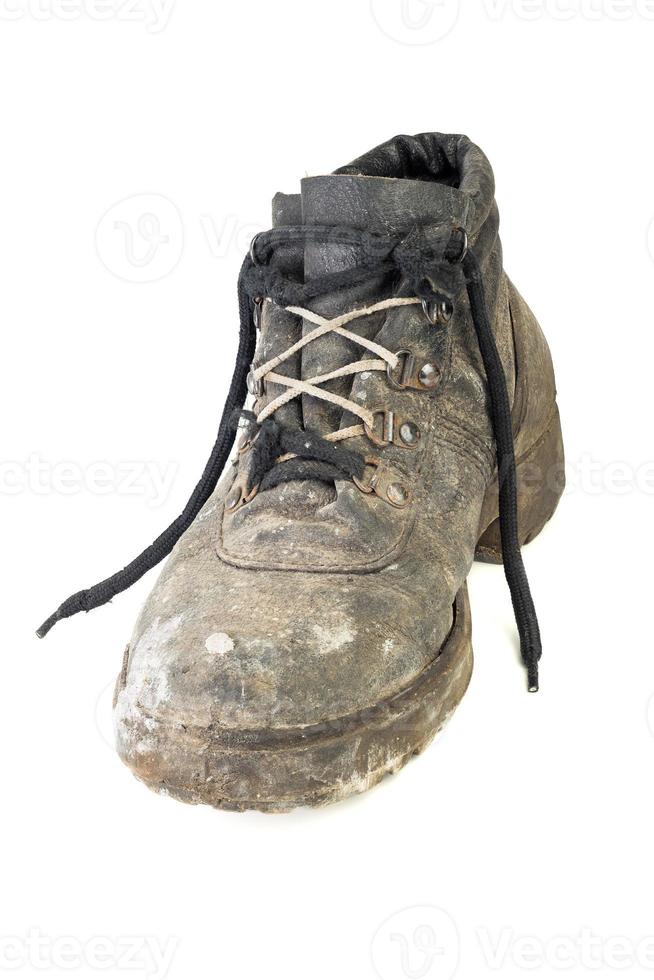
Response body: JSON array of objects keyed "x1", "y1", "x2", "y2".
[{"x1": 39, "y1": 133, "x2": 564, "y2": 811}]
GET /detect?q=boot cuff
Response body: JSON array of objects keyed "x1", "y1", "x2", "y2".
[{"x1": 335, "y1": 132, "x2": 495, "y2": 233}]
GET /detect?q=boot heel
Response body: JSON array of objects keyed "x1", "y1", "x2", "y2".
[{"x1": 475, "y1": 404, "x2": 565, "y2": 565}]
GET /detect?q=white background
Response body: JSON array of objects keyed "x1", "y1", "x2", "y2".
[{"x1": 2, "y1": 1, "x2": 654, "y2": 978}]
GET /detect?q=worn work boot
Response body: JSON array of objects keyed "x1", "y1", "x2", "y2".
[{"x1": 39, "y1": 133, "x2": 564, "y2": 811}]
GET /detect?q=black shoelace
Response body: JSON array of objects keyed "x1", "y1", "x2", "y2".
[{"x1": 37, "y1": 224, "x2": 542, "y2": 692}]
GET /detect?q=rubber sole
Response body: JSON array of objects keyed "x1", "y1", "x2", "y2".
[
  {"x1": 115, "y1": 404, "x2": 564, "y2": 812},
  {"x1": 116, "y1": 586, "x2": 472, "y2": 812}
]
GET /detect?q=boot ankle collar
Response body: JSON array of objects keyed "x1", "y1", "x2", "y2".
[{"x1": 334, "y1": 132, "x2": 495, "y2": 235}]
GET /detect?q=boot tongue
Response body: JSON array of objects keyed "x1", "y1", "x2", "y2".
[
  {"x1": 298, "y1": 174, "x2": 469, "y2": 434},
  {"x1": 301, "y1": 173, "x2": 469, "y2": 237}
]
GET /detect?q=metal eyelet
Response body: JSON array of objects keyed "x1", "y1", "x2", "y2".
[
  {"x1": 386, "y1": 483, "x2": 411, "y2": 507},
  {"x1": 247, "y1": 368, "x2": 264, "y2": 398},
  {"x1": 364, "y1": 410, "x2": 420, "y2": 449},
  {"x1": 398, "y1": 420, "x2": 420, "y2": 446},
  {"x1": 451, "y1": 227, "x2": 468, "y2": 264},
  {"x1": 387, "y1": 350, "x2": 440, "y2": 392},
  {"x1": 353, "y1": 457, "x2": 412, "y2": 509},
  {"x1": 417, "y1": 363, "x2": 440, "y2": 388},
  {"x1": 253, "y1": 296, "x2": 264, "y2": 330},
  {"x1": 249, "y1": 233, "x2": 261, "y2": 264},
  {"x1": 364, "y1": 411, "x2": 396, "y2": 447},
  {"x1": 225, "y1": 477, "x2": 259, "y2": 513},
  {"x1": 387, "y1": 350, "x2": 416, "y2": 390},
  {"x1": 421, "y1": 297, "x2": 454, "y2": 326},
  {"x1": 352, "y1": 456, "x2": 381, "y2": 495}
]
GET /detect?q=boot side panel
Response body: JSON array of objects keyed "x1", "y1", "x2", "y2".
[{"x1": 505, "y1": 277, "x2": 558, "y2": 456}]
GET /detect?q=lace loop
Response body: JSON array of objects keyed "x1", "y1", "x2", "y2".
[{"x1": 252, "y1": 298, "x2": 417, "y2": 433}]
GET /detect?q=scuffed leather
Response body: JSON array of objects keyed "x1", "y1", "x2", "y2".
[
  {"x1": 116, "y1": 134, "x2": 557, "y2": 736},
  {"x1": 335, "y1": 132, "x2": 496, "y2": 234}
]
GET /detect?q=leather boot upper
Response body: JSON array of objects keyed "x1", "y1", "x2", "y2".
[{"x1": 114, "y1": 134, "x2": 556, "y2": 741}]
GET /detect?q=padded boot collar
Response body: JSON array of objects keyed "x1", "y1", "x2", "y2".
[{"x1": 334, "y1": 132, "x2": 495, "y2": 235}]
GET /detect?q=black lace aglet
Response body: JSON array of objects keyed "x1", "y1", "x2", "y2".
[
  {"x1": 520, "y1": 627, "x2": 541, "y2": 692},
  {"x1": 36, "y1": 589, "x2": 91, "y2": 638},
  {"x1": 520, "y1": 617, "x2": 542, "y2": 692},
  {"x1": 37, "y1": 604, "x2": 75, "y2": 638},
  {"x1": 522, "y1": 637, "x2": 542, "y2": 694},
  {"x1": 36, "y1": 614, "x2": 57, "y2": 639}
]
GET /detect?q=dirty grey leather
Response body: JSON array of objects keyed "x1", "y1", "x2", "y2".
[{"x1": 115, "y1": 134, "x2": 556, "y2": 747}]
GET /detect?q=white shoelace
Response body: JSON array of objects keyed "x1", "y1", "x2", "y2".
[{"x1": 252, "y1": 297, "x2": 421, "y2": 442}]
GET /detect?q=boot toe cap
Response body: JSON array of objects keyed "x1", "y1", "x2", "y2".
[{"x1": 113, "y1": 551, "x2": 459, "y2": 807}]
